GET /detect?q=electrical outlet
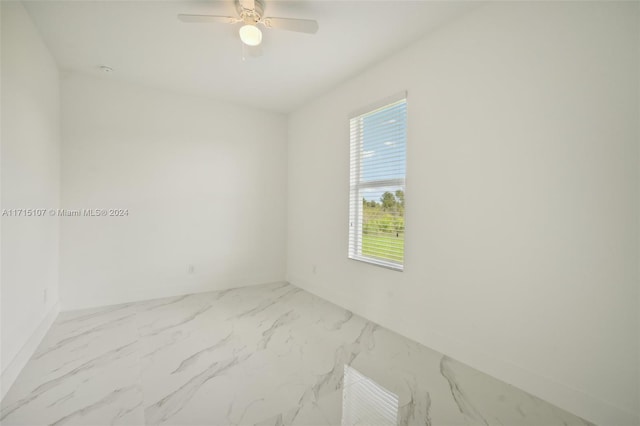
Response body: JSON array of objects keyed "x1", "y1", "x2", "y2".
[
  {"x1": 312, "y1": 265, "x2": 317, "y2": 274},
  {"x1": 43, "y1": 289, "x2": 48, "y2": 304},
  {"x1": 187, "y1": 264, "x2": 195, "y2": 275}
]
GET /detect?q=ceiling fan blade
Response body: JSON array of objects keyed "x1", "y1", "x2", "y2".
[
  {"x1": 178, "y1": 14, "x2": 238, "y2": 24},
  {"x1": 261, "y1": 17, "x2": 319, "y2": 34},
  {"x1": 242, "y1": 42, "x2": 263, "y2": 60}
]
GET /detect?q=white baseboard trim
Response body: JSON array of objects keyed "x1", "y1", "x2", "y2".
[
  {"x1": 1, "y1": 302, "x2": 60, "y2": 401},
  {"x1": 288, "y1": 277, "x2": 639, "y2": 426},
  {"x1": 60, "y1": 279, "x2": 284, "y2": 312}
]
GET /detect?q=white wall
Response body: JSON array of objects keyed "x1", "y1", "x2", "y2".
[
  {"x1": 61, "y1": 73, "x2": 287, "y2": 310},
  {"x1": 287, "y1": 2, "x2": 639, "y2": 426},
  {"x1": 1, "y1": 1, "x2": 61, "y2": 399}
]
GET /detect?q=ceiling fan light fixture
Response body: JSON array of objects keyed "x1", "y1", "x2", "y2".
[{"x1": 239, "y1": 24, "x2": 262, "y2": 46}]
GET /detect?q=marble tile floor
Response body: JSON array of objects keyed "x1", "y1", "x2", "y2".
[{"x1": 1, "y1": 282, "x2": 594, "y2": 426}]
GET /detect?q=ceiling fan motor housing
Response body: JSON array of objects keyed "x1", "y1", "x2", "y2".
[{"x1": 235, "y1": 0, "x2": 265, "y2": 22}]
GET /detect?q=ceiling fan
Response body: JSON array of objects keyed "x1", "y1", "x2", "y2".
[{"x1": 178, "y1": 0, "x2": 319, "y2": 58}]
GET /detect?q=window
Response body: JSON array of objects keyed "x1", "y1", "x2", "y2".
[{"x1": 349, "y1": 94, "x2": 407, "y2": 271}]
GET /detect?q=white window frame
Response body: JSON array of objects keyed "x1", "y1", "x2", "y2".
[{"x1": 348, "y1": 92, "x2": 407, "y2": 271}]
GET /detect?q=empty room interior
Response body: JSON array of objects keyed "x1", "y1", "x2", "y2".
[{"x1": 1, "y1": 0, "x2": 639, "y2": 425}]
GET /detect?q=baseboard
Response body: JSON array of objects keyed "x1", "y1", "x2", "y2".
[
  {"x1": 60, "y1": 279, "x2": 284, "y2": 312},
  {"x1": 287, "y1": 277, "x2": 639, "y2": 426},
  {"x1": 1, "y1": 302, "x2": 60, "y2": 401}
]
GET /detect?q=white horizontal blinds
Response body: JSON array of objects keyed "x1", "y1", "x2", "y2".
[{"x1": 349, "y1": 96, "x2": 407, "y2": 270}]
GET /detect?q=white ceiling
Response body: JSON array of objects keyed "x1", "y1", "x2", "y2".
[{"x1": 25, "y1": 0, "x2": 474, "y2": 113}]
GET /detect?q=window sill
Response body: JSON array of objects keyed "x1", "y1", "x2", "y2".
[{"x1": 348, "y1": 255, "x2": 404, "y2": 272}]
